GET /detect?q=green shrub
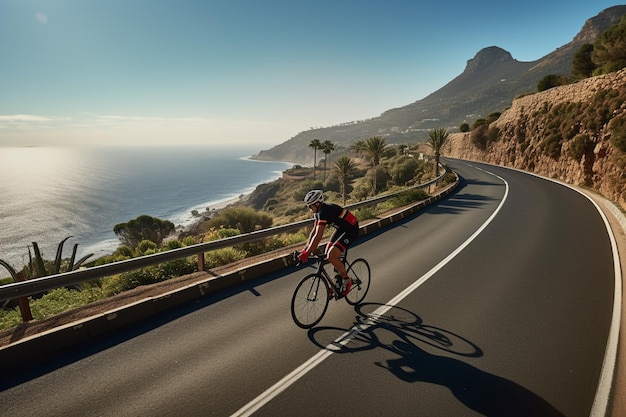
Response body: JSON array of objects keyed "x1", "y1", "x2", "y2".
[
  {"x1": 568, "y1": 134, "x2": 594, "y2": 160},
  {"x1": 0, "y1": 308, "x2": 22, "y2": 329},
  {"x1": 164, "y1": 240, "x2": 183, "y2": 250},
  {"x1": 135, "y1": 240, "x2": 158, "y2": 256},
  {"x1": 470, "y1": 124, "x2": 500, "y2": 151},
  {"x1": 203, "y1": 227, "x2": 240, "y2": 242},
  {"x1": 279, "y1": 231, "x2": 308, "y2": 246},
  {"x1": 390, "y1": 157, "x2": 421, "y2": 186},
  {"x1": 390, "y1": 189, "x2": 430, "y2": 206},
  {"x1": 100, "y1": 275, "x2": 128, "y2": 296},
  {"x1": 537, "y1": 74, "x2": 570, "y2": 91},
  {"x1": 203, "y1": 206, "x2": 273, "y2": 233},
  {"x1": 354, "y1": 207, "x2": 377, "y2": 221},
  {"x1": 609, "y1": 114, "x2": 626, "y2": 152},
  {"x1": 472, "y1": 119, "x2": 487, "y2": 129},
  {"x1": 205, "y1": 248, "x2": 248, "y2": 268},
  {"x1": 441, "y1": 172, "x2": 457, "y2": 185},
  {"x1": 541, "y1": 134, "x2": 563, "y2": 159},
  {"x1": 104, "y1": 256, "x2": 197, "y2": 294}
]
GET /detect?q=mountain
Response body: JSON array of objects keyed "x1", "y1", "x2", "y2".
[{"x1": 253, "y1": 5, "x2": 626, "y2": 165}]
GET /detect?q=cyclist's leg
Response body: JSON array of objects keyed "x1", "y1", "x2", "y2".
[{"x1": 326, "y1": 231, "x2": 348, "y2": 278}]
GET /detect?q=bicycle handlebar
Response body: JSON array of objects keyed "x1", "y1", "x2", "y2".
[{"x1": 292, "y1": 250, "x2": 326, "y2": 266}]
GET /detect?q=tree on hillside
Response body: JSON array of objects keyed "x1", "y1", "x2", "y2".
[
  {"x1": 308, "y1": 139, "x2": 322, "y2": 180},
  {"x1": 352, "y1": 136, "x2": 388, "y2": 195},
  {"x1": 114, "y1": 215, "x2": 175, "y2": 249},
  {"x1": 426, "y1": 128, "x2": 449, "y2": 177},
  {"x1": 333, "y1": 155, "x2": 357, "y2": 205},
  {"x1": 572, "y1": 43, "x2": 595, "y2": 79},
  {"x1": 592, "y1": 15, "x2": 626, "y2": 75},
  {"x1": 321, "y1": 140, "x2": 335, "y2": 182},
  {"x1": 537, "y1": 74, "x2": 569, "y2": 92}
]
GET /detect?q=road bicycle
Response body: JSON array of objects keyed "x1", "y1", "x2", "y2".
[{"x1": 290, "y1": 249, "x2": 371, "y2": 329}]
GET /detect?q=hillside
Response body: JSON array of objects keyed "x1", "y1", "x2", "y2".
[
  {"x1": 446, "y1": 68, "x2": 626, "y2": 209},
  {"x1": 253, "y1": 5, "x2": 626, "y2": 165}
]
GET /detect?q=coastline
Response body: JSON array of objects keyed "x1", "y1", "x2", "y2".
[
  {"x1": 0, "y1": 147, "x2": 292, "y2": 270},
  {"x1": 175, "y1": 193, "x2": 248, "y2": 237},
  {"x1": 174, "y1": 155, "x2": 293, "y2": 237}
]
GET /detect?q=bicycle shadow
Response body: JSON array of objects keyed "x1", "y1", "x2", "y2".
[{"x1": 307, "y1": 303, "x2": 565, "y2": 417}]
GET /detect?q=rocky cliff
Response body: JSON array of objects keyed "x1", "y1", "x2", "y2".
[{"x1": 446, "y1": 68, "x2": 626, "y2": 209}]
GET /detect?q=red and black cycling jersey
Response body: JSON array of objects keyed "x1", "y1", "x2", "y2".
[{"x1": 314, "y1": 203, "x2": 359, "y2": 231}]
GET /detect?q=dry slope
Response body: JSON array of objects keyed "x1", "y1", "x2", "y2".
[{"x1": 447, "y1": 68, "x2": 626, "y2": 210}]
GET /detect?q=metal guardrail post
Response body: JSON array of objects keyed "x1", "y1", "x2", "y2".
[
  {"x1": 15, "y1": 271, "x2": 33, "y2": 322},
  {"x1": 197, "y1": 253, "x2": 205, "y2": 272}
]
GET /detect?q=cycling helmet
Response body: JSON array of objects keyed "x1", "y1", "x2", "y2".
[{"x1": 304, "y1": 189, "x2": 324, "y2": 206}]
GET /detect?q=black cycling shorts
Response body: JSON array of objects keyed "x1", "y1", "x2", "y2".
[{"x1": 327, "y1": 227, "x2": 359, "y2": 253}]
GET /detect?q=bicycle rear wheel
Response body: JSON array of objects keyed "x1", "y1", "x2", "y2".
[
  {"x1": 291, "y1": 273, "x2": 330, "y2": 328},
  {"x1": 345, "y1": 258, "x2": 370, "y2": 305}
]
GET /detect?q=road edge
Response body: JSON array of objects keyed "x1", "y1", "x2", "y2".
[{"x1": 578, "y1": 190, "x2": 626, "y2": 417}]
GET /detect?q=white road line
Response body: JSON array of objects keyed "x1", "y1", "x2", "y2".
[
  {"x1": 230, "y1": 165, "x2": 509, "y2": 417},
  {"x1": 456, "y1": 160, "x2": 621, "y2": 416},
  {"x1": 568, "y1": 190, "x2": 622, "y2": 417}
]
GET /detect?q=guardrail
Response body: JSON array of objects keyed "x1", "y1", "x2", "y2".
[{"x1": 0, "y1": 171, "x2": 448, "y2": 308}]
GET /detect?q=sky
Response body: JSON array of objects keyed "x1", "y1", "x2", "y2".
[{"x1": 0, "y1": 0, "x2": 623, "y2": 149}]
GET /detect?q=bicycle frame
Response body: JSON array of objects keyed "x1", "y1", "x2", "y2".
[
  {"x1": 291, "y1": 249, "x2": 370, "y2": 329},
  {"x1": 299, "y1": 251, "x2": 348, "y2": 299}
]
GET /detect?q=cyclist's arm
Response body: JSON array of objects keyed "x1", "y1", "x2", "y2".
[{"x1": 304, "y1": 219, "x2": 327, "y2": 253}]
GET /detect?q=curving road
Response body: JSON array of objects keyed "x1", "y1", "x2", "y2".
[{"x1": 0, "y1": 160, "x2": 617, "y2": 417}]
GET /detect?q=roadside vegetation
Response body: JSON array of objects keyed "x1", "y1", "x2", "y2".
[
  {"x1": 0, "y1": 133, "x2": 455, "y2": 331},
  {"x1": 537, "y1": 14, "x2": 626, "y2": 91}
]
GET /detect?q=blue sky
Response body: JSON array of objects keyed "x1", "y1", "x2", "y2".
[{"x1": 0, "y1": 1, "x2": 622, "y2": 148}]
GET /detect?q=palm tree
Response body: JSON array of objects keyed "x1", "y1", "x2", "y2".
[
  {"x1": 321, "y1": 140, "x2": 335, "y2": 182},
  {"x1": 353, "y1": 136, "x2": 387, "y2": 195},
  {"x1": 333, "y1": 155, "x2": 357, "y2": 205},
  {"x1": 308, "y1": 139, "x2": 322, "y2": 180},
  {"x1": 426, "y1": 128, "x2": 450, "y2": 176}
]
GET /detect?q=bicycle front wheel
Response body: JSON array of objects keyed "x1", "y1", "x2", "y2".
[
  {"x1": 345, "y1": 258, "x2": 371, "y2": 305},
  {"x1": 291, "y1": 273, "x2": 330, "y2": 328}
]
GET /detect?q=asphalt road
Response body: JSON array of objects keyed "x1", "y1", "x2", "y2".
[{"x1": 0, "y1": 160, "x2": 617, "y2": 417}]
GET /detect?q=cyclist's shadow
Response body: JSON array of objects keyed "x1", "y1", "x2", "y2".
[{"x1": 307, "y1": 303, "x2": 565, "y2": 417}]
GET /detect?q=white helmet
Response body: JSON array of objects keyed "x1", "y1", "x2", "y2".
[{"x1": 304, "y1": 189, "x2": 324, "y2": 205}]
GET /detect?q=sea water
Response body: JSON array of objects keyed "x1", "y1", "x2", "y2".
[{"x1": 0, "y1": 146, "x2": 291, "y2": 269}]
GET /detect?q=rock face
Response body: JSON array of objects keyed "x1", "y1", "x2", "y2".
[{"x1": 446, "y1": 69, "x2": 626, "y2": 209}]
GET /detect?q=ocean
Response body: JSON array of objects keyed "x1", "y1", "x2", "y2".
[{"x1": 0, "y1": 146, "x2": 291, "y2": 270}]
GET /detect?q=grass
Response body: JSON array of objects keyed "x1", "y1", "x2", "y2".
[{"x1": 0, "y1": 287, "x2": 108, "y2": 330}]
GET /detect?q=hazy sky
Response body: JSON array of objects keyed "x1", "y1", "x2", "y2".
[{"x1": 0, "y1": 1, "x2": 621, "y2": 148}]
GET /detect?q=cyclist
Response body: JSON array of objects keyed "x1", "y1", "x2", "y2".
[{"x1": 298, "y1": 189, "x2": 359, "y2": 296}]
